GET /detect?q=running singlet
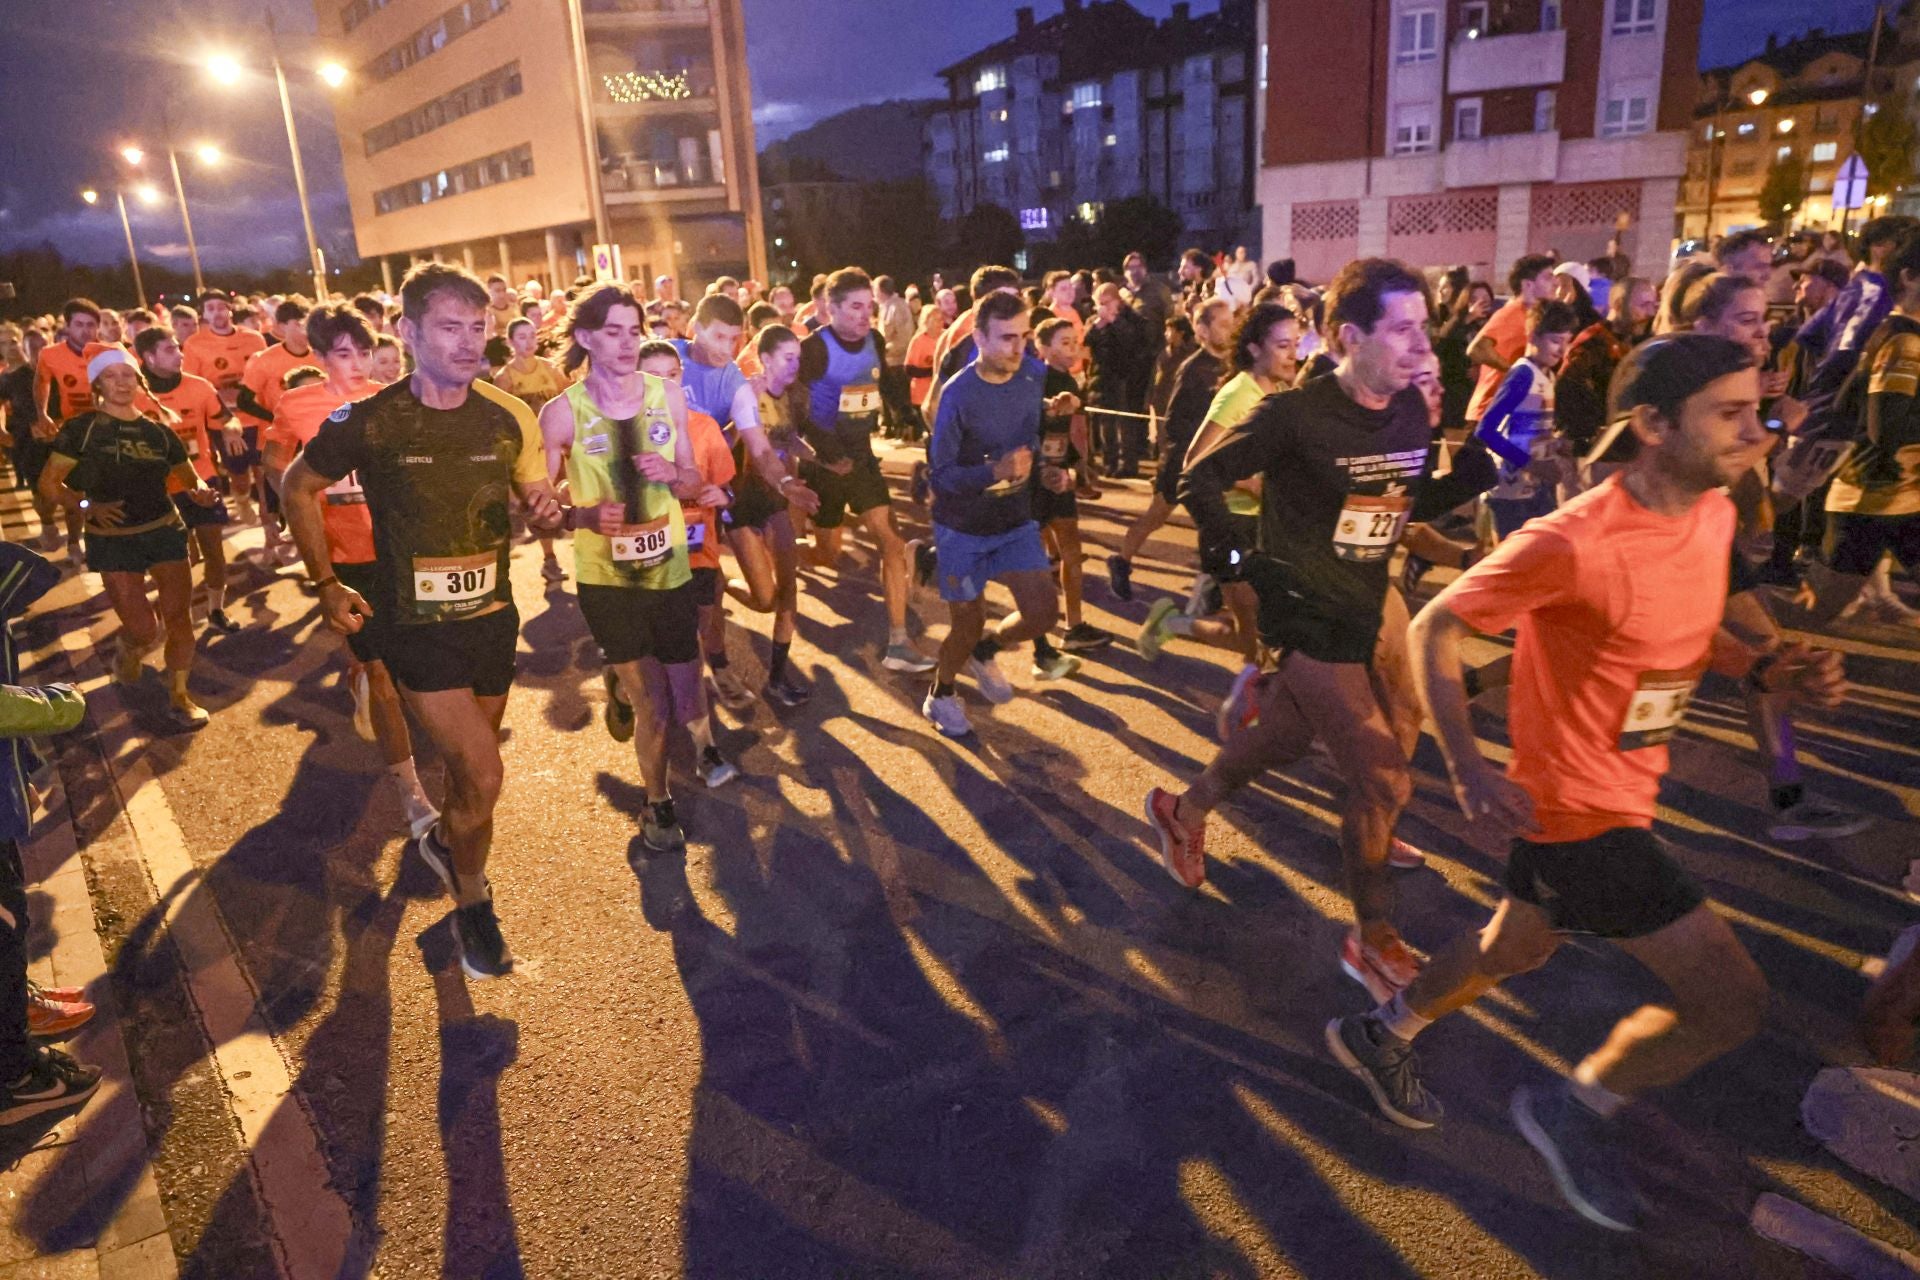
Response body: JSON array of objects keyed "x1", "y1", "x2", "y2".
[
  {"x1": 1828, "y1": 313, "x2": 1920, "y2": 517},
  {"x1": 50, "y1": 411, "x2": 189, "y2": 531},
  {"x1": 491, "y1": 357, "x2": 567, "y2": 411},
  {"x1": 800, "y1": 329, "x2": 884, "y2": 461},
  {"x1": 560, "y1": 375, "x2": 690, "y2": 591},
  {"x1": 681, "y1": 409, "x2": 736, "y2": 570},
  {"x1": 34, "y1": 343, "x2": 93, "y2": 422},
  {"x1": 182, "y1": 327, "x2": 267, "y2": 397},
  {"x1": 300, "y1": 378, "x2": 545, "y2": 624},
  {"x1": 1205, "y1": 371, "x2": 1270, "y2": 517},
  {"x1": 277, "y1": 380, "x2": 381, "y2": 565},
  {"x1": 140, "y1": 371, "x2": 226, "y2": 483},
  {"x1": 240, "y1": 343, "x2": 320, "y2": 424},
  {"x1": 1443, "y1": 475, "x2": 1733, "y2": 842}
]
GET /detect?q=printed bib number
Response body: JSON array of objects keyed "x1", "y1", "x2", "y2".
[
  {"x1": 324, "y1": 470, "x2": 365, "y2": 506},
  {"x1": 412, "y1": 552, "x2": 497, "y2": 618},
  {"x1": 1617, "y1": 667, "x2": 1702, "y2": 752},
  {"x1": 1331, "y1": 493, "x2": 1410, "y2": 562},
  {"x1": 687, "y1": 519, "x2": 706, "y2": 550},
  {"x1": 1772, "y1": 437, "x2": 1852, "y2": 503},
  {"x1": 838, "y1": 384, "x2": 882, "y2": 417},
  {"x1": 610, "y1": 517, "x2": 674, "y2": 566},
  {"x1": 1040, "y1": 434, "x2": 1070, "y2": 462}
]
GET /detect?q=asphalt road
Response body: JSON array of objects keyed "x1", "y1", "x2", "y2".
[{"x1": 30, "y1": 447, "x2": 1920, "y2": 1279}]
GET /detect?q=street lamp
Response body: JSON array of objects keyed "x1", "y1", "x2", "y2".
[
  {"x1": 204, "y1": 28, "x2": 346, "y2": 301},
  {"x1": 121, "y1": 137, "x2": 222, "y2": 294},
  {"x1": 1748, "y1": 88, "x2": 1770, "y2": 107}
]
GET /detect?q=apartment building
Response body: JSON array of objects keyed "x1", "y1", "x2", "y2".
[
  {"x1": 313, "y1": 0, "x2": 765, "y2": 294},
  {"x1": 1257, "y1": 0, "x2": 1702, "y2": 285},
  {"x1": 924, "y1": 0, "x2": 1258, "y2": 260}
]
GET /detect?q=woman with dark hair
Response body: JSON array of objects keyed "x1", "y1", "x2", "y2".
[
  {"x1": 1431, "y1": 280, "x2": 1494, "y2": 429},
  {"x1": 1550, "y1": 264, "x2": 1604, "y2": 333}
]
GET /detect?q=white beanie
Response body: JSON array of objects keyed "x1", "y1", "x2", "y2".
[{"x1": 87, "y1": 348, "x2": 136, "y2": 382}]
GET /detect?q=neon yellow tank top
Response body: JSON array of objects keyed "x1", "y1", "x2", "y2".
[{"x1": 563, "y1": 375, "x2": 690, "y2": 590}]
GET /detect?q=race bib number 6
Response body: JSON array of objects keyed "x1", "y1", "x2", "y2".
[
  {"x1": 1617, "y1": 667, "x2": 1702, "y2": 752},
  {"x1": 412, "y1": 552, "x2": 497, "y2": 618},
  {"x1": 1331, "y1": 493, "x2": 1410, "y2": 563},
  {"x1": 838, "y1": 384, "x2": 882, "y2": 416}
]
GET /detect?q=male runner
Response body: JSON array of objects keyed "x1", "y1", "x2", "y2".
[
  {"x1": 282, "y1": 263, "x2": 563, "y2": 981},
  {"x1": 32, "y1": 299, "x2": 102, "y2": 559},
  {"x1": 267, "y1": 303, "x2": 439, "y2": 839},
  {"x1": 238, "y1": 300, "x2": 319, "y2": 563},
  {"x1": 484, "y1": 274, "x2": 517, "y2": 337},
  {"x1": 1327, "y1": 334, "x2": 1845, "y2": 1232},
  {"x1": 798, "y1": 268, "x2": 934, "y2": 673},
  {"x1": 168, "y1": 306, "x2": 198, "y2": 348},
  {"x1": 489, "y1": 317, "x2": 570, "y2": 584},
  {"x1": 1466, "y1": 254, "x2": 1558, "y2": 428},
  {"x1": 370, "y1": 334, "x2": 404, "y2": 385},
  {"x1": 922, "y1": 292, "x2": 1066, "y2": 737},
  {"x1": 182, "y1": 289, "x2": 267, "y2": 522},
  {"x1": 540, "y1": 287, "x2": 727, "y2": 854},
  {"x1": 133, "y1": 328, "x2": 241, "y2": 634},
  {"x1": 1144, "y1": 259, "x2": 1496, "y2": 998}
]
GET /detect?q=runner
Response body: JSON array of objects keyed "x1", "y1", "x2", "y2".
[
  {"x1": 131, "y1": 327, "x2": 241, "y2": 634},
  {"x1": 168, "y1": 305, "x2": 197, "y2": 348},
  {"x1": 32, "y1": 299, "x2": 102, "y2": 558},
  {"x1": 181, "y1": 289, "x2": 267, "y2": 524},
  {"x1": 1138, "y1": 302, "x2": 1302, "y2": 664},
  {"x1": 264, "y1": 303, "x2": 439, "y2": 840},
  {"x1": 538, "y1": 286, "x2": 732, "y2": 856},
  {"x1": 796, "y1": 268, "x2": 934, "y2": 673},
  {"x1": 1029, "y1": 316, "x2": 1111, "y2": 664},
  {"x1": 38, "y1": 350, "x2": 219, "y2": 727},
  {"x1": 369, "y1": 334, "x2": 404, "y2": 385},
  {"x1": 1326, "y1": 334, "x2": 1844, "y2": 1234},
  {"x1": 1143, "y1": 259, "x2": 1496, "y2": 999},
  {"x1": 1465, "y1": 254, "x2": 1557, "y2": 430},
  {"x1": 1107, "y1": 297, "x2": 1236, "y2": 602},
  {"x1": 922, "y1": 291, "x2": 1065, "y2": 737},
  {"x1": 282, "y1": 263, "x2": 564, "y2": 981},
  {"x1": 239, "y1": 301, "x2": 324, "y2": 565},
  {"x1": 1473, "y1": 299, "x2": 1578, "y2": 541},
  {"x1": 489, "y1": 317, "x2": 570, "y2": 584},
  {"x1": 0, "y1": 324, "x2": 62, "y2": 553}
]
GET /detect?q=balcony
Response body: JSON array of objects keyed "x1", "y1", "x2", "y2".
[
  {"x1": 598, "y1": 117, "x2": 728, "y2": 202},
  {"x1": 1447, "y1": 27, "x2": 1565, "y2": 95},
  {"x1": 1444, "y1": 130, "x2": 1559, "y2": 189},
  {"x1": 580, "y1": 0, "x2": 710, "y2": 29}
]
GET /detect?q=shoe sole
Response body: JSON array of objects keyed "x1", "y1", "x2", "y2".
[
  {"x1": 1032, "y1": 661, "x2": 1080, "y2": 681},
  {"x1": 455, "y1": 942, "x2": 512, "y2": 982},
  {"x1": 882, "y1": 657, "x2": 937, "y2": 673},
  {"x1": 1510, "y1": 1089, "x2": 1635, "y2": 1232},
  {"x1": 415, "y1": 834, "x2": 456, "y2": 896},
  {"x1": 28, "y1": 1013, "x2": 94, "y2": 1038},
  {"x1": 0, "y1": 1080, "x2": 102, "y2": 1126},
  {"x1": 924, "y1": 712, "x2": 973, "y2": 739},
  {"x1": 1143, "y1": 791, "x2": 1202, "y2": 889},
  {"x1": 1324, "y1": 1018, "x2": 1438, "y2": 1131},
  {"x1": 642, "y1": 829, "x2": 686, "y2": 853},
  {"x1": 1059, "y1": 636, "x2": 1113, "y2": 652},
  {"x1": 1217, "y1": 666, "x2": 1262, "y2": 743},
  {"x1": 1767, "y1": 819, "x2": 1873, "y2": 843},
  {"x1": 701, "y1": 766, "x2": 739, "y2": 789}
]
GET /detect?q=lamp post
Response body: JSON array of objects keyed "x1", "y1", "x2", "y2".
[
  {"x1": 81, "y1": 185, "x2": 161, "y2": 311},
  {"x1": 1703, "y1": 85, "x2": 1769, "y2": 238},
  {"x1": 122, "y1": 138, "x2": 221, "y2": 295},
  {"x1": 206, "y1": 23, "x2": 348, "y2": 301}
]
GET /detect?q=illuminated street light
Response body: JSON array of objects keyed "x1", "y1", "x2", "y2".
[
  {"x1": 80, "y1": 189, "x2": 99, "y2": 205},
  {"x1": 206, "y1": 53, "x2": 244, "y2": 87},
  {"x1": 318, "y1": 61, "x2": 349, "y2": 89},
  {"x1": 1748, "y1": 88, "x2": 1769, "y2": 106},
  {"x1": 195, "y1": 143, "x2": 223, "y2": 166},
  {"x1": 120, "y1": 145, "x2": 144, "y2": 166},
  {"x1": 1778, "y1": 118, "x2": 1795, "y2": 134}
]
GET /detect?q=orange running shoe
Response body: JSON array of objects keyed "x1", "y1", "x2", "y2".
[
  {"x1": 27, "y1": 984, "x2": 95, "y2": 1038},
  {"x1": 1144, "y1": 787, "x2": 1206, "y2": 889}
]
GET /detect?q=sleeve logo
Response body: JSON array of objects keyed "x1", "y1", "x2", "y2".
[
  {"x1": 328, "y1": 405, "x2": 352, "y2": 422},
  {"x1": 648, "y1": 420, "x2": 672, "y2": 445}
]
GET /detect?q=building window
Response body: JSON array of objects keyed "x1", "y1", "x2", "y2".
[
  {"x1": 1392, "y1": 106, "x2": 1436, "y2": 154},
  {"x1": 1609, "y1": 0, "x2": 1656, "y2": 35},
  {"x1": 1600, "y1": 95, "x2": 1650, "y2": 137},
  {"x1": 1736, "y1": 122, "x2": 1756, "y2": 137},
  {"x1": 1258, "y1": 42, "x2": 1268, "y2": 92},
  {"x1": 1071, "y1": 82, "x2": 1102, "y2": 112},
  {"x1": 364, "y1": 62, "x2": 522, "y2": 156},
  {"x1": 1454, "y1": 98, "x2": 1483, "y2": 142},
  {"x1": 1776, "y1": 145, "x2": 1792, "y2": 161},
  {"x1": 1103, "y1": 132, "x2": 1119, "y2": 147},
  {"x1": 363, "y1": 0, "x2": 508, "y2": 82},
  {"x1": 1535, "y1": 88, "x2": 1557, "y2": 131},
  {"x1": 983, "y1": 144, "x2": 1010, "y2": 163},
  {"x1": 372, "y1": 142, "x2": 533, "y2": 215},
  {"x1": 1812, "y1": 141, "x2": 1838, "y2": 162},
  {"x1": 1540, "y1": 0, "x2": 1562, "y2": 31},
  {"x1": 974, "y1": 65, "x2": 1006, "y2": 94},
  {"x1": 340, "y1": 0, "x2": 393, "y2": 33},
  {"x1": 1397, "y1": 8, "x2": 1439, "y2": 64},
  {"x1": 1019, "y1": 207, "x2": 1050, "y2": 230},
  {"x1": 1460, "y1": 1, "x2": 1489, "y2": 37}
]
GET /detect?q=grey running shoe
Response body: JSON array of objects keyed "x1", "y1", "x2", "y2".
[
  {"x1": 453, "y1": 900, "x2": 513, "y2": 980},
  {"x1": 882, "y1": 642, "x2": 937, "y2": 674},
  {"x1": 1325, "y1": 1014, "x2": 1444, "y2": 1130},
  {"x1": 1768, "y1": 797, "x2": 1873, "y2": 842},
  {"x1": 643, "y1": 798, "x2": 686, "y2": 852},
  {"x1": 1511, "y1": 1083, "x2": 1640, "y2": 1233}
]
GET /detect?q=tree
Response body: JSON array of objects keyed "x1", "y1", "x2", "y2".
[
  {"x1": 1859, "y1": 96, "x2": 1917, "y2": 199},
  {"x1": 953, "y1": 203, "x2": 1023, "y2": 271},
  {"x1": 1088, "y1": 195, "x2": 1183, "y2": 270},
  {"x1": 1757, "y1": 151, "x2": 1807, "y2": 228}
]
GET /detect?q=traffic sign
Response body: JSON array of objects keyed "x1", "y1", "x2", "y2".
[{"x1": 1835, "y1": 154, "x2": 1869, "y2": 211}]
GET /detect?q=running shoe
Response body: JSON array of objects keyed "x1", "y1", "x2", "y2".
[
  {"x1": 709, "y1": 666, "x2": 756, "y2": 711},
  {"x1": 204, "y1": 609, "x2": 241, "y2": 636},
  {"x1": 28, "y1": 979, "x2": 84, "y2": 1004},
  {"x1": 168, "y1": 689, "x2": 211, "y2": 730},
  {"x1": 1217, "y1": 664, "x2": 1265, "y2": 742},
  {"x1": 402, "y1": 792, "x2": 441, "y2": 844},
  {"x1": 1137, "y1": 598, "x2": 1179, "y2": 661},
  {"x1": 1511, "y1": 1083, "x2": 1640, "y2": 1232},
  {"x1": 1768, "y1": 798, "x2": 1874, "y2": 842},
  {"x1": 415, "y1": 822, "x2": 457, "y2": 896},
  {"x1": 1183, "y1": 572, "x2": 1218, "y2": 618},
  {"x1": 0, "y1": 1048, "x2": 102, "y2": 1127},
  {"x1": 1075, "y1": 481, "x2": 1103, "y2": 500},
  {"x1": 643, "y1": 798, "x2": 686, "y2": 852},
  {"x1": 1340, "y1": 931, "x2": 1422, "y2": 1003},
  {"x1": 350, "y1": 669, "x2": 375, "y2": 741},
  {"x1": 1325, "y1": 1014, "x2": 1443, "y2": 1130},
  {"x1": 1031, "y1": 650, "x2": 1081, "y2": 681},
  {"x1": 905, "y1": 538, "x2": 937, "y2": 590},
  {"x1": 882, "y1": 643, "x2": 937, "y2": 674},
  {"x1": 965, "y1": 652, "x2": 1014, "y2": 704},
  {"x1": 1060, "y1": 622, "x2": 1113, "y2": 652},
  {"x1": 922, "y1": 689, "x2": 973, "y2": 738},
  {"x1": 765, "y1": 671, "x2": 812, "y2": 707},
  {"x1": 1143, "y1": 787, "x2": 1206, "y2": 888},
  {"x1": 540, "y1": 558, "x2": 566, "y2": 585},
  {"x1": 1387, "y1": 838, "x2": 1427, "y2": 869},
  {"x1": 602, "y1": 668, "x2": 635, "y2": 743},
  {"x1": 1106, "y1": 554, "x2": 1134, "y2": 602},
  {"x1": 1399, "y1": 552, "x2": 1434, "y2": 598},
  {"x1": 696, "y1": 745, "x2": 740, "y2": 789},
  {"x1": 26, "y1": 985, "x2": 94, "y2": 1038},
  {"x1": 452, "y1": 900, "x2": 513, "y2": 981},
  {"x1": 113, "y1": 644, "x2": 145, "y2": 687}
]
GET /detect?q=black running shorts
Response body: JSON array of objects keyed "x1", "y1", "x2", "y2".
[
  {"x1": 1822, "y1": 511, "x2": 1920, "y2": 577},
  {"x1": 376, "y1": 604, "x2": 519, "y2": 698},
  {"x1": 578, "y1": 581, "x2": 699, "y2": 666},
  {"x1": 334, "y1": 560, "x2": 384, "y2": 666},
  {"x1": 805, "y1": 456, "x2": 891, "y2": 529},
  {"x1": 1504, "y1": 826, "x2": 1706, "y2": 939}
]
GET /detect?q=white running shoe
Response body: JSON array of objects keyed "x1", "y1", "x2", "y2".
[
  {"x1": 922, "y1": 690, "x2": 973, "y2": 738},
  {"x1": 965, "y1": 653, "x2": 1014, "y2": 704},
  {"x1": 882, "y1": 642, "x2": 937, "y2": 673}
]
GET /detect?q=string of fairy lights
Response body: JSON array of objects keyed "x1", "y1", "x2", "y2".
[{"x1": 602, "y1": 70, "x2": 694, "y2": 104}]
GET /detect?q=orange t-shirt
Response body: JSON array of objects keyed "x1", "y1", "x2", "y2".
[
  {"x1": 183, "y1": 327, "x2": 268, "y2": 399},
  {"x1": 275, "y1": 380, "x2": 380, "y2": 565},
  {"x1": 240, "y1": 343, "x2": 321, "y2": 425},
  {"x1": 1466, "y1": 299, "x2": 1529, "y2": 422},
  {"x1": 141, "y1": 373, "x2": 228, "y2": 483},
  {"x1": 34, "y1": 341, "x2": 94, "y2": 422},
  {"x1": 1441, "y1": 475, "x2": 1734, "y2": 843},
  {"x1": 681, "y1": 409, "x2": 736, "y2": 571}
]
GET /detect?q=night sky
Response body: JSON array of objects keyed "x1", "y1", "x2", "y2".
[{"x1": 0, "y1": 0, "x2": 1884, "y2": 274}]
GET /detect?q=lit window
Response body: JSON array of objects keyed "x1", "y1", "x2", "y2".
[
  {"x1": 1736, "y1": 122, "x2": 1755, "y2": 137},
  {"x1": 1777, "y1": 145, "x2": 1792, "y2": 160},
  {"x1": 975, "y1": 65, "x2": 1006, "y2": 94},
  {"x1": 1812, "y1": 141, "x2": 1837, "y2": 162},
  {"x1": 1461, "y1": 1, "x2": 1489, "y2": 36},
  {"x1": 1071, "y1": 82, "x2": 1102, "y2": 111},
  {"x1": 995, "y1": 108, "x2": 1008, "y2": 122},
  {"x1": 984, "y1": 144, "x2": 1010, "y2": 163},
  {"x1": 1610, "y1": 0, "x2": 1655, "y2": 35},
  {"x1": 1077, "y1": 201, "x2": 1102, "y2": 223},
  {"x1": 1103, "y1": 133, "x2": 1118, "y2": 147},
  {"x1": 1454, "y1": 98, "x2": 1482, "y2": 142},
  {"x1": 1396, "y1": 8, "x2": 1438, "y2": 63},
  {"x1": 1019, "y1": 207, "x2": 1050, "y2": 230}
]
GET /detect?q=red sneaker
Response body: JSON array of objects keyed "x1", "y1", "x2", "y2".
[
  {"x1": 1217, "y1": 664, "x2": 1267, "y2": 743},
  {"x1": 1387, "y1": 838, "x2": 1427, "y2": 869},
  {"x1": 1340, "y1": 931, "x2": 1422, "y2": 1004},
  {"x1": 27, "y1": 988, "x2": 95, "y2": 1038},
  {"x1": 1144, "y1": 787, "x2": 1207, "y2": 889}
]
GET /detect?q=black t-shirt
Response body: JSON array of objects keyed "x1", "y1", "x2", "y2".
[
  {"x1": 1179, "y1": 375, "x2": 1496, "y2": 662},
  {"x1": 0, "y1": 366, "x2": 35, "y2": 430},
  {"x1": 1038, "y1": 366, "x2": 1080, "y2": 470},
  {"x1": 1163, "y1": 349, "x2": 1227, "y2": 454},
  {"x1": 50, "y1": 411, "x2": 188, "y2": 528},
  {"x1": 301, "y1": 379, "x2": 543, "y2": 626}
]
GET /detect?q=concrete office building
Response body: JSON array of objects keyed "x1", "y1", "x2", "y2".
[
  {"x1": 314, "y1": 0, "x2": 765, "y2": 294},
  {"x1": 1257, "y1": 0, "x2": 1703, "y2": 284}
]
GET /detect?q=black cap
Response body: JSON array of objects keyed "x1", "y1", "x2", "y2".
[
  {"x1": 197, "y1": 288, "x2": 231, "y2": 306},
  {"x1": 1587, "y1": 334, "x2": 1754, "y2": 465}
]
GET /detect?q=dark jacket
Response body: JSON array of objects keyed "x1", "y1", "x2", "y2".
[{"x1": 0, "y1": 544, "x2": 82, "y2": 841}]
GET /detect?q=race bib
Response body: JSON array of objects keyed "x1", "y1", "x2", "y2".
[
  {"x1": 838, "y1": 384, "x2": 882, "y2": 417},
  {"x1": 1617, "y1": 667, "x2": 1702, "y2": 752},
  {"x1": 1040, "y1": 434, "x2": 1070, "y2": 462},
  {"x1": 412, "y1": 552, "x2": 497, "y2": 618},
  {"x1": 1772, "y1": 436, "x2": 1852, "y2": 504},
  {"x1": 180, "y1": 436, "x2": 200, "y2": 458},
  {"x1": 611, "y1": 516, "x2": 675, "y2": 566},
  {"x1": 687, "y1": 518, "x2": 706, "y2": 550},
  {"x1": 324, "y1": 470, "x2": 366, "y2": 506},
  {"x1": 1331, "y1": 493, "x2": 1409, "y2": 562}
]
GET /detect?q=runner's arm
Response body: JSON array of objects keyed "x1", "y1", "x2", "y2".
[
  {"x1": 37, "y1": 454, "x2": 80, "y2": 515},
  {"x1": 1176, "y1": 397, "x2": 1287, "y2": 568},
  {"x1": 1465, "y1": 331, "x2": 1510, "y2": 374},
  {"x1": 728, "y1": 381, "x2": 793, "y2": 492},
  {"x1": 1862, "y1": 331, "x2": 1920, "y2": 455},
  {"x1": 1411, "y1": 437, "x2": 1500, "y2": 522},
  {"x1": 1472, "y1": 365, "x2": 1533, "y2": 468},
  {"x1": 235, "y1": 385, "x2": 273, "y2": 423},
  {"x1": 281, "y1": 457, "x2": 342, "y2": 584}
]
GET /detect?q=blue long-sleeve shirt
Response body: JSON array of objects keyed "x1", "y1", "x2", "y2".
[
  {"x1": 1474, "y1": 363, "x2": 1540, "y2": 469},
  {"x1": 929, "y1": 358, "x2": 1046, "y2": 536}
]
